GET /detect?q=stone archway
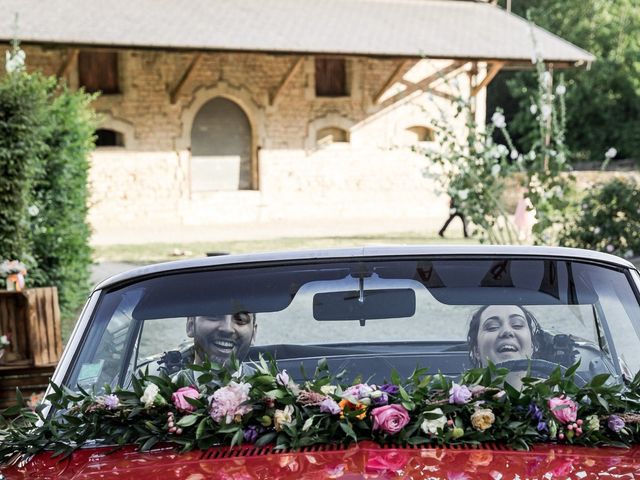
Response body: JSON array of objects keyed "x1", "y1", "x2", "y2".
[{"x1": 189, "y1": 97, "x2": 253, "y2": 191}]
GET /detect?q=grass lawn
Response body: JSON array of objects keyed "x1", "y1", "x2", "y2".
[{"x1": 92, "y1": 230, "x2": 477, "y2": 264}]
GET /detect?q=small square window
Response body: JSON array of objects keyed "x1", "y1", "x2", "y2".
[
  {"x1": 315, "y1": 58, "x2": 348, "y2": 97},
  {"x1": 95, "y1": 129, "x2": 125, "y2": 147},
  {"x1": 78, "y1": 51, "x2": 120, "y2": 94}
]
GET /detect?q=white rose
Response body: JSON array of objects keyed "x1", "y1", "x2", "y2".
[
  {"x1": 491, "y1": 112, "x2": 506, "y2": 129},
  {"x1": 605, "y1": 148, "x2": 617, "y2": 159},
  {"x1": 491, "y1": 164, "x2": 501, "y2": 176},
  {"x1": 457, "y1": 189, "x2": 469, "y2": 201},
  {"x1": 541, "y1": 104, "x2": 552, "y2": 120},
  {"x1": 495, "y1": 145, "x2": 507, "y2": 157},
  {"x1": 530, "y1": 104, "x2": 538, "y2": 115},
  {"x1": 510, "y1": 150, "x2": 519, "y2": 160},
  {"x1": 421, "y1": 408, "x2": 447, "y2": 434},
  {"x1": 5, "y1": 48, "x2": 26, "y2": 73},
  {"x1": 0, "y1": 335, "x2": 9, "y2": 346},
  {"x1": 140, "y1": 383, "x2": 160, "y2": 408},
  {"x1": 556, "y1": 85, "x2": 566, "y2": 95},
  {"x1": 320, "y1": 385, "x2": 337, "y2": 395}
]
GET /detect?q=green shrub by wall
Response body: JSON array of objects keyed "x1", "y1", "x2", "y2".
[
  {"x1": 559, "y1": 178, "x2": 640, "y2": 258},
  {"x1": 0, "y1": 67, "x2": 97, "y2": 319},
  {"x1": 0, "y1": 72, "x2": 52, "y2": 262}
]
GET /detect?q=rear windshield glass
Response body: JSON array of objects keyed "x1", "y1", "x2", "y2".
[{"x1": 67, "y1": 257, "x2": 640, "y2": 391}]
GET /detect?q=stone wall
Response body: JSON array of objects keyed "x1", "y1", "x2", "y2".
[{"x1": 5, "y1": 45, "x2": 479, "y2": 243}]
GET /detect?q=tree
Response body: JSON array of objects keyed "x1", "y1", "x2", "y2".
[
  {"x1": 0, "y1": 43, "x2": 97, "y2": 318},
  {"x1": 491, "y1": 0, "x2": 640, "y2": 163}
]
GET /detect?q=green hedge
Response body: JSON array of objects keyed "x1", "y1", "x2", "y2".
[
  {"x1": 559, "y1": 178, "x2": 640, "y2": 258},
  {"x1": 0, "y1": 67, "x2": 97, "y2": 319}
]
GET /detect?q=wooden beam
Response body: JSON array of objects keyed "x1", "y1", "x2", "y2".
[
  {"x1": 269, "y1": 56, "x2": 304, "y2": 105},
  {"x1": 378, "y1": 61, "x2": 466, "y2": 109},
  {"x1": 57, "y1": 48, "x2": 78, "y2": 78},
  {"x1": 427, "y1": 88, "x2": 457, "y2": 102},
  {"x1": 170, "y1": 53, "x2": 202, "y2": 104},
  {"x1": 373, "y1": 59, "x2": 417, "y2": 104},
  {"x1": 471, "y1": 61, "x2": 505, "y2": 97}
]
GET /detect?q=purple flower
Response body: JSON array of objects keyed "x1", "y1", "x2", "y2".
[
  {"x1": 608, "y1": 415, "x2": 625, "y2": 433},
  {"x1": 243, "y1": 425, "x2": 264, "y2": 443},
  {"x1": 276, "y1": 369, "x2": 290, "y2": 386},
  {"x1": 448, "y1": 383, "x2": 472, "y2": 405},
  {"x1": 103, "y1": 394, "x2": 119, "y2": 410},
  {"x1": 379, "y1": 384, "x2": 399, "y2": 395},
  {"x1": 536, "y1": 421, "x2": 548, "y2": 432},
  {"x1": 371, "y1": 391, "x2": 389, "y2": 407},
  {"x1": 319, "y1": 397, "x2": 341, "y2": 415},
  {"x1": 343, "y1": 383, "x2": 374, "y2": 400},
  {"x1": 528, "y1": 403, "x2": 543, "y2": 422}
]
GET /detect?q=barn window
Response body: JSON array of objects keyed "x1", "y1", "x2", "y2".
[
  {"x1": 316, "y1": 127, "x2": 349, "y2": 146},
  {"x1": 78, "y1": 51, "x2": 120, "y2": 94},
  {"x1": 315, "y1": 58, "x2": 348, "y2": 97},
  {"x1": 95, "y1": 129, "x2": 125, "y2": 147},
  {"x1": 406, "y1": 126, "x2": 435, "y2": 142}
]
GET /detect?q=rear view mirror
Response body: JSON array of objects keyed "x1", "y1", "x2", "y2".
[{"x1": 313, "y1": 288, "x2": 416, "y2": 323}]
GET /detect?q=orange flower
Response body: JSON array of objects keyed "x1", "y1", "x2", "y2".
[{"x1": 339, "y1": 399, "x2": 367, "y2": 420}]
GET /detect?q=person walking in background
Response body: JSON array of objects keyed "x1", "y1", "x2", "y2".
[{"x1": 438, "y1": 198, "x2": 469, "y2": 238}]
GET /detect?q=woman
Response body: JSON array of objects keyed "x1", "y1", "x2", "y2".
[{"x1": 467, "y1": 305, "x2": 544, "y2": 387}]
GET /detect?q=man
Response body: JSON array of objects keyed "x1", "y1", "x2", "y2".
[{"x1": 186, "y1": 311, "x2": 257, "y2": 366}]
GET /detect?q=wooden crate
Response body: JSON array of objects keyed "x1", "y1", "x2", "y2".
[
  {"x1": 0, "y1": 287, "x2": 62, "y2": 367},
  {"x1": 0, "y1": 364, "x2": 55, "y2": 409}
]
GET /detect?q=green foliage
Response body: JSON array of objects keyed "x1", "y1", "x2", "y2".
[
  {"x1": 0, "y1": 46, "x2": 97, "y2": 317},
  {"x1": 29, "y1": 85, "x2": 97, "y2": 317},
  {"x1": 2, "y1": 358, "x2": 640, "y2": 463},
  {"x1": 559, "y1": 177, "x2": 640, "y2": 257},
  {"x1": 424, "y1": 58, "x2": 575, "y2": 245},
  {"x1": 0, "y1": 71, "x2": 51, "y2": 262},
  {"x1": 495, "y1": 0, "x2": 640, "y2": 163}
]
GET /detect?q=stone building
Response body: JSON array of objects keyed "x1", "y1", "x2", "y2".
[{"x1": 0, "y1": 0, "x2": 593, "y2": 244}]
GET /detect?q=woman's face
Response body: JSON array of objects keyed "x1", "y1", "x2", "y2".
[{"x1": 476, "y1": 305, "x2": 534, "y2": 366}]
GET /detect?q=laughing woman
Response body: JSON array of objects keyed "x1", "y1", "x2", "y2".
[{"x1": 467, "y1": 305, "x2": 545, "y2": 388}]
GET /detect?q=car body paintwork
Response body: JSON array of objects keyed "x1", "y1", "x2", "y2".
[
  {"x1": 3, "y1": 441, "x2": 640, "y2": 479},
  {"x1": 3, "y1": 246, "x2": 640, "y2": 479}
]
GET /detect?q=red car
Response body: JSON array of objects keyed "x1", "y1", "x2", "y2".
[{"x1": 3, "y1": 246, "x2": 640, "y2": 478}]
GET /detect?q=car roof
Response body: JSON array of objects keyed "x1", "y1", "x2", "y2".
[{"x1": 95, "y1": 245, "x2": 636, "y2": 291}]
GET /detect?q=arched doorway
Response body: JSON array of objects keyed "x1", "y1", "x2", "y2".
[{"x1": 190, "y1": 97, "x2": 252, "y2": 191}]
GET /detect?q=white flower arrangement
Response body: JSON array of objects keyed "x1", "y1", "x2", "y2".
[{"x1": 0, "y1": 260, "x2": 27, "y2": 278}]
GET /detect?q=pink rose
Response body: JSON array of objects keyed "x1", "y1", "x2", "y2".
[
  {"x1": 172, "y1": 386, "x2": 200, "y2": 412},
  {"x1": 548, "y1": 396, "x2": 577, "y2": 424},
  {"x1": 370, "y1": 404, "x2": 410, "y2": 435}
]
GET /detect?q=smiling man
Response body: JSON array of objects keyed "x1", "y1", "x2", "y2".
[{"x1": 186, "y1": 312, "x2": 257, "y2": 366}]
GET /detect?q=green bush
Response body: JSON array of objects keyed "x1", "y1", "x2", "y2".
[
  {"x1": 559, "y1": 178, "x2": 640, "y2": 258},
  {"x1": 0, "y1": 54, "x2": 97, "y2": 319},
  {"x1": 0, "y1": 72, "x2": 51, "y2": 262},
  {"x1": 30, "y1": 86, "x2": 97, "y2": 317}
]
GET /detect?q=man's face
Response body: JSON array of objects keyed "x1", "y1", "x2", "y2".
[{"x1": 186, "y1": 312, "x2": 256, "y2": 365}]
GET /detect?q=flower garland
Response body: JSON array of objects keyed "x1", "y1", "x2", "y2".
[{"x1": 2, "y1": 358, "x2": 640, "y2": 463}]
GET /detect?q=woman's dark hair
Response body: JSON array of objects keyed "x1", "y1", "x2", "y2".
[{"x1": 467, "y1": 305, "x2": 544, "y2": 367}]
